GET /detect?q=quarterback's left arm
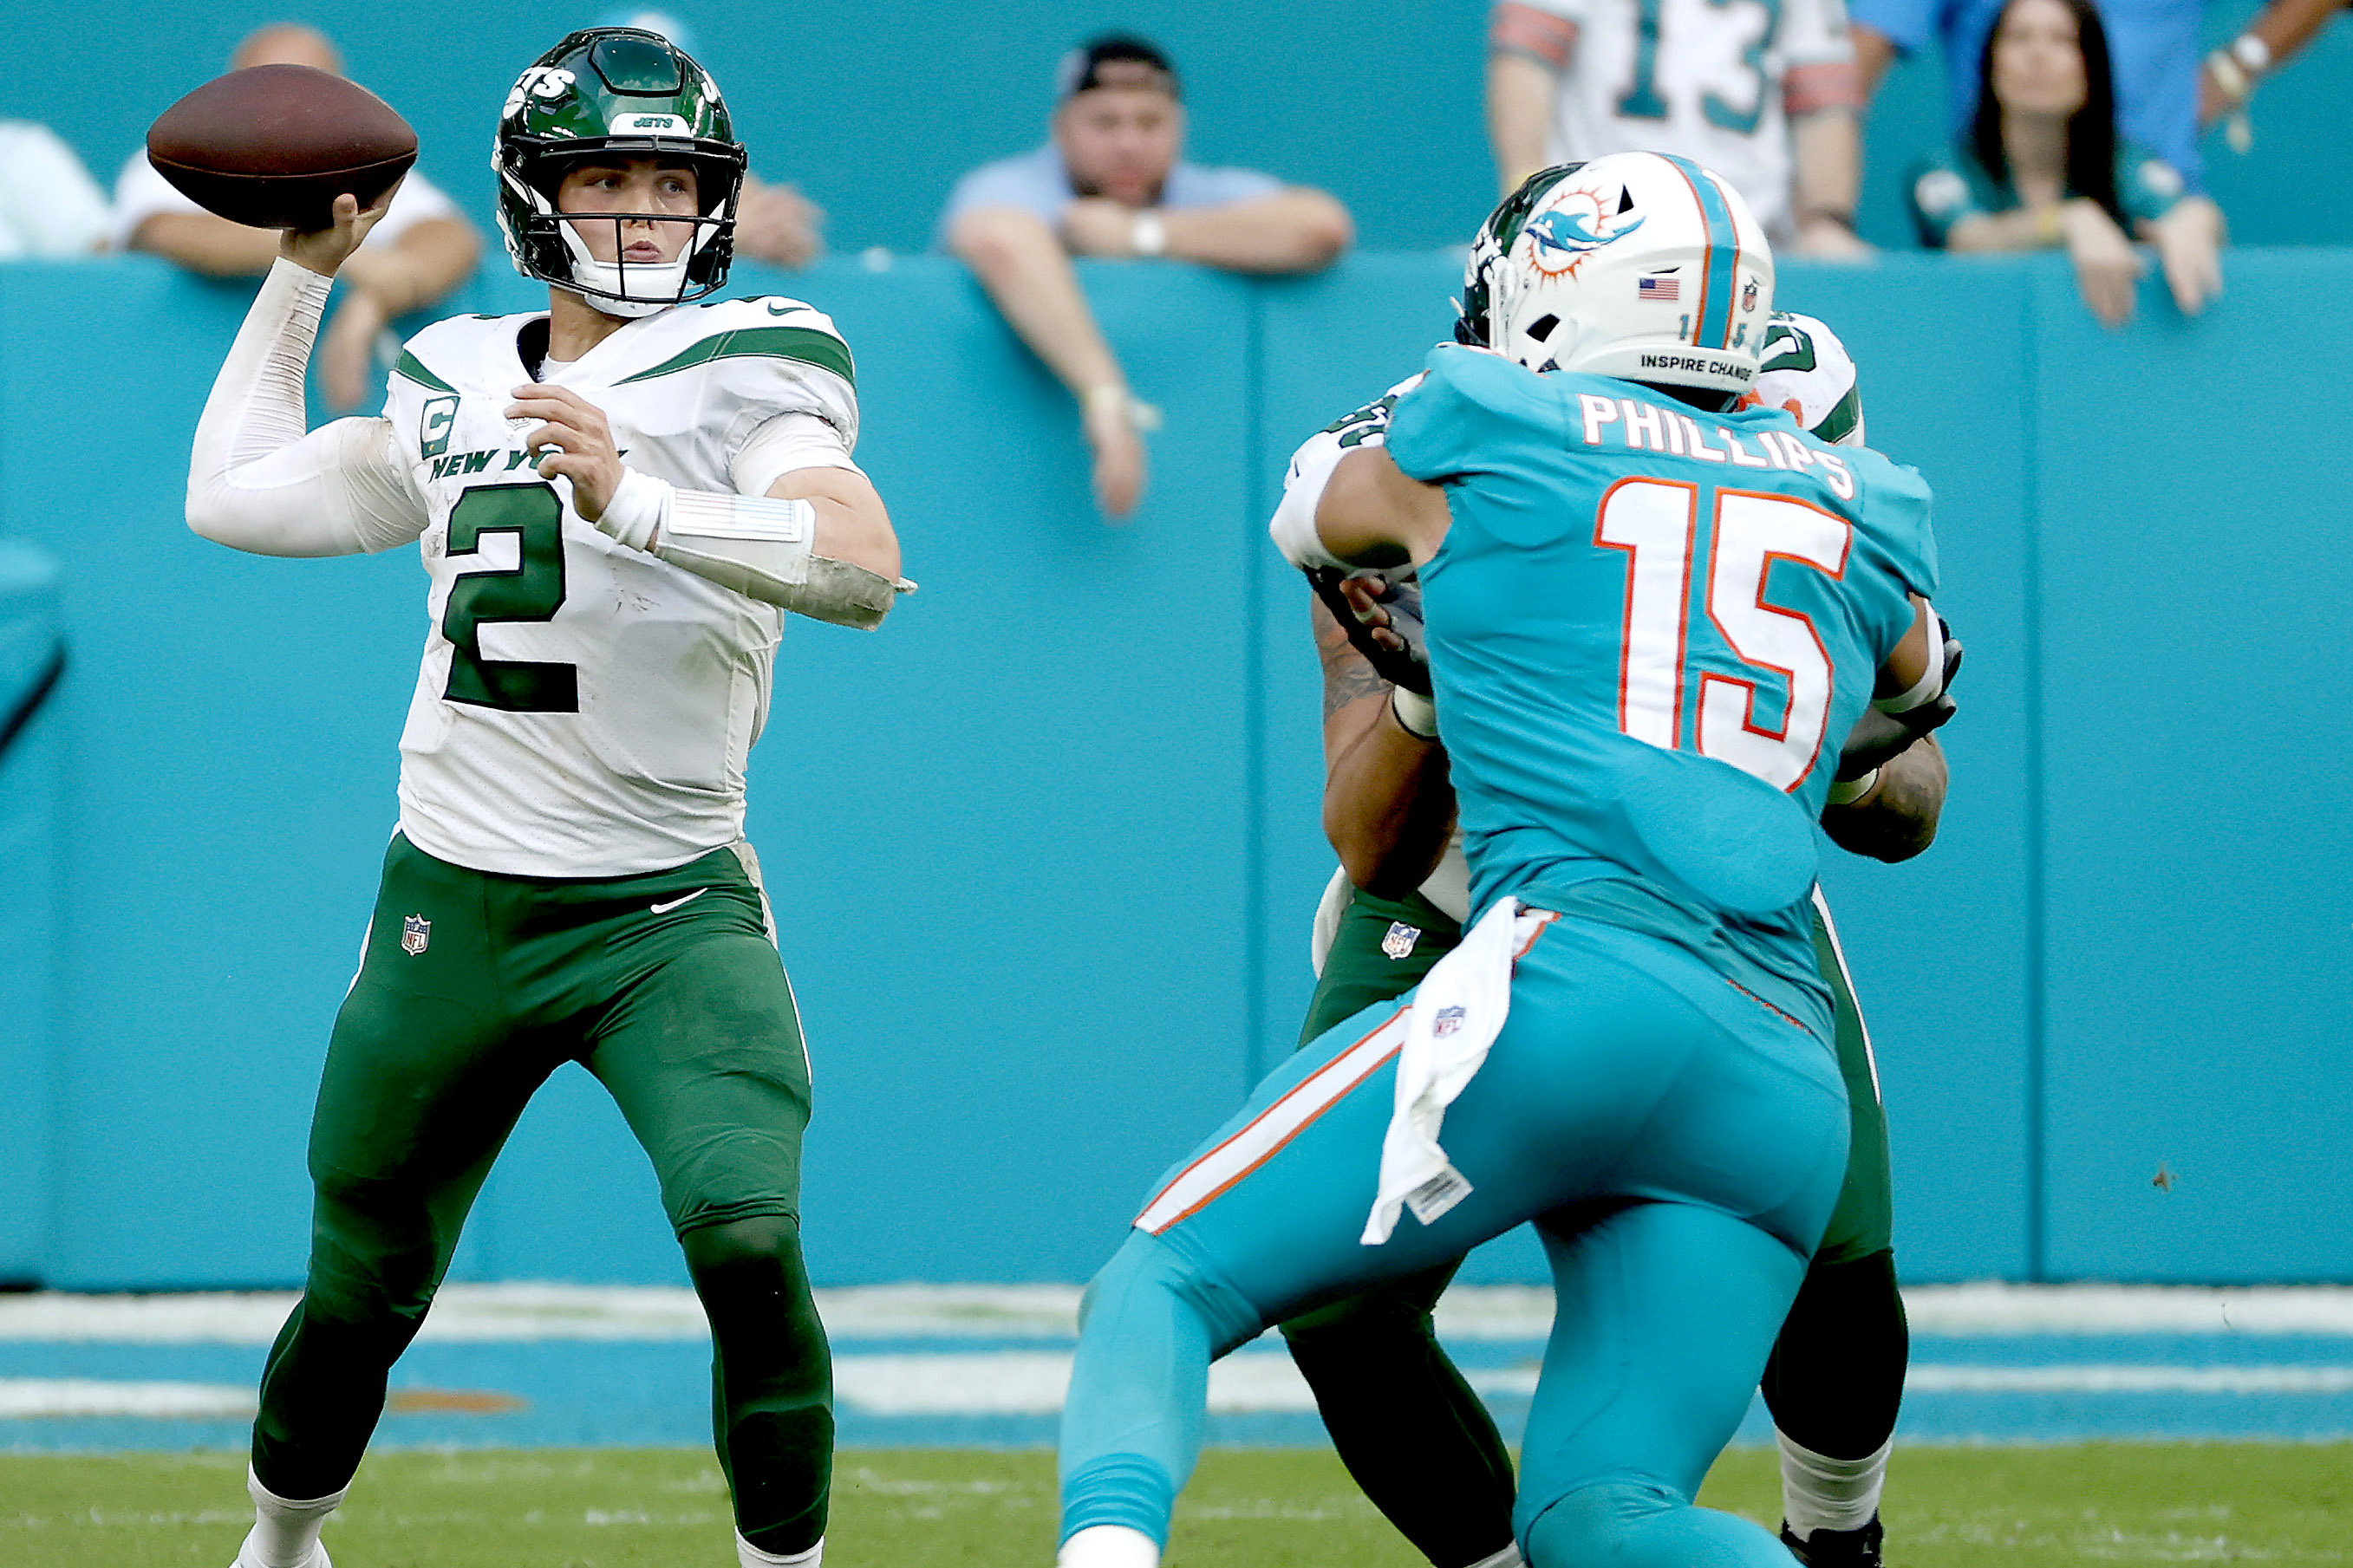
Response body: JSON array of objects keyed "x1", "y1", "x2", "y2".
[
  {"x1": 762, "y1": 465, "x2": 900, "y2": 582},
  {"x1": 509, "y1": 383, "x2": 908, "y2": 629}
]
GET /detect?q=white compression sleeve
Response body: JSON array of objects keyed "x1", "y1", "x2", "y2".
[
  {"x1": 593, "y1": 469, "x2": 905, "y2": 629},
  {"x1": 186, "y1": 257, "x2": 427, "y2": 557}
]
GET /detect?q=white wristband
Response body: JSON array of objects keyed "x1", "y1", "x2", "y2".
[
  {"x1": 596, "y1": 467, "x2": 673, "y2": 552},
  {"x1": 1131, "y1": 210, "x2": 1167, "y2": 257},
  {"x1": 1391, "y1": 686, "x2": 1438, "y2": 739},
  {"x1": 1826, "y1": 769, "x2": 1879, "y2": 805}
]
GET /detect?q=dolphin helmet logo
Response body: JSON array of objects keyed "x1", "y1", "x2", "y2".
[{"x1": 1521, "y1": 187, "x2": 1644, "y2": 279}]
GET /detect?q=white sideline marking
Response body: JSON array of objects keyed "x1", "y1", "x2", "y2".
[
  {"x1": 1907, "y1": 1365, "x2": 2353, "y2": 1395},
  {"x1": 833, "y1": 1350, "x2": 1353, "y2": 1415},
  {"x1": 0, "y1": 1378, "x2": 257, "y2": 1419},
  {"x1": 825, "y1": 1355, "x2": 2353, "y2": 1415},
  {"x1": 7, "y1": 1282, "x2": 2353, "y2": 1344}
]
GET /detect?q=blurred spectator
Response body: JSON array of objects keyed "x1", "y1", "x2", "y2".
[
  {"x1": 1907, "y1": 0, "x2": 2221, "y2": 324},
  {"x1": 1851, "y1": 0, "x2": 2297, "y2": 202},
  {"x1": 2200, "y1": 0, "x2": 2350, "y2": 146},
  {"x1": 941, "y1": 35, "x2": 1352, "y2": 519},
  {"x1": 1485, "y1": 0, "x2": 1872, "y2": 257},
  {"x1": 605, "y1": 10, "x2": 826, "y2": 264},
  {"x1": 0, "y1": 121, "x2": 110, "y2": 257},
  {"x1": 734, "y1": 173, "x2": 826, "y2": 268},
  {"x1": 113, "y1": 23, "x2": 480, "y2": 409}
]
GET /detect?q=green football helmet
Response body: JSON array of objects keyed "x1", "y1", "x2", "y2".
[{"x1": 493, "y1": 28, "x2": 747, "y2": 316}]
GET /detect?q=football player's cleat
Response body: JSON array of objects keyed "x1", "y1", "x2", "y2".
[
  {"x1": 1453, "y1": 152, "x2": 1774, "y2": 405},
  {"x1": 494, "y1": 27, "x2": 748, "y2": 316},
  {"x1": 1781, "y1": 1514, "x2": 1885, "y2": 1568},
  {"x1": 231, "y1": 1533, "x2": 330, "y2": 1568}
]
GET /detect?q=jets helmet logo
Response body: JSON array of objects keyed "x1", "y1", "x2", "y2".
[
  {"x1": 503, "y1": 66, "x2": 575, "y2": 119},
  {"x1": 401, "y1": 914, "x2": 431, "y2": 956},
  {"x1": 1521, "y1": 186, "x2": 1644, "y2": 281}
]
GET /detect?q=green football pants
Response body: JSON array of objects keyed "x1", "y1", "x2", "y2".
[
  {"x1": 1281, "y1": 882, "x2": 1905, "y2": 1566},
  {"x1": 251, "y1": 833, "x2": 832, "y2": 1556}
]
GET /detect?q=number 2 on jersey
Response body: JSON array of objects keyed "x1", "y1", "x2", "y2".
[
  {"x1": 1595, "y1": 479, "x2": 1849, "y2": 791},
  {"x1": 441, "y1": 483, "x2": 578, "y2": 712}
]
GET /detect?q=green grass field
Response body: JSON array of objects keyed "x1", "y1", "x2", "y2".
[{"x1": 4, "y1": 1444, "x2": 2347, "y2": 1565}]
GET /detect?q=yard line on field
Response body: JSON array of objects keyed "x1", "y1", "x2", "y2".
[{"x1": 0, "y1": 1378, "x2": 257, "y2": 1418}]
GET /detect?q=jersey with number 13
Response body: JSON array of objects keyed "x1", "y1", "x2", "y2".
[
  {"x1": 375, "y1": 296, "x2": 860, "y2": 878},
  {"x1": 1506, "y1": 0, "x2": 1858, "y2": 241}
]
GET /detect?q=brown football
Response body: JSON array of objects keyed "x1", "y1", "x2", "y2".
[{"x1": 147, "y1": 64, "x2": 418, "y2": 231}]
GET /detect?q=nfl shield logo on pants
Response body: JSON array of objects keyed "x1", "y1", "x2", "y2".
[
  {"x1": 401, "y1": 914, "x2": 431, "y2": 956},
  {"x1": 1382, "y1": 921, "x2": 1421, "y2": 960}
]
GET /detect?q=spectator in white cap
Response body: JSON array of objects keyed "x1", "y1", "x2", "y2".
[{"x1": 942, "y1": 34, "x2": 1353, "y2": 519}]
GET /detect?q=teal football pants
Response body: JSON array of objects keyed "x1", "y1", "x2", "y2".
[{"x1": 1059, "y1": 910, "x2": 1849, "y2": 1566}]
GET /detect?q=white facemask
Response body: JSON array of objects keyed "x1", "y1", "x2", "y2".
[{"x1": 556, "y1": 219, "x2": 692, "y2": 318}]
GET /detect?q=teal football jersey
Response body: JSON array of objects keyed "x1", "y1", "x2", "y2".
[{"x1": 1386, "y1": 345, "x2": 1938, "y2": 1011}]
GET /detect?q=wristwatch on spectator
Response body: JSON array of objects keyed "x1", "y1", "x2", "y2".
[
  {"x1": 2206, "y1": 33, "x2": 2272, "y2": 106},
  {"x1": 2206, "y1": 33, "x2": 2271, "y2": 151},
  {"x1": 1129, "y1": 210, "x2": 1168, "y2": 257}
]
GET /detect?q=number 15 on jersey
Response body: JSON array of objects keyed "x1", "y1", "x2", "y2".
[{"x1": 1596, "y1": 479, "x2": 1851, "y2": 793}]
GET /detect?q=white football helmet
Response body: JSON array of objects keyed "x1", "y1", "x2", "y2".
[{"x1": 1456, "y1": 153, "x2": 1775, "y2": 403}]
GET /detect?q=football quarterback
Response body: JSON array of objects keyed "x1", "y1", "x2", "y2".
[{"x1": 182, "y1": 29, "x2": 901, "y2": 1568}]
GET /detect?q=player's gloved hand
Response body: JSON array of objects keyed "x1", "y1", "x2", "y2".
[
  {"x1": 1307, "y1": 567, "x2": 1431, "y2": 696},
  {"x1": 1835, "y1": 635, "x2": 1963, "y2": 782}
]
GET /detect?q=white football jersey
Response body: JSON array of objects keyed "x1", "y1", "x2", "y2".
[
  {"x1": 378, "y1": 296, "x2": 860, "y2": 877},
  {"x1": 1516, "y1": 0, "x2": 1856, "y2": 242}
]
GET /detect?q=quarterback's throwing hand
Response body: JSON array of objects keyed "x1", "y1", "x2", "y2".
[{"x1": 508, "y1": 384, "x2": 622, "y2": 521}]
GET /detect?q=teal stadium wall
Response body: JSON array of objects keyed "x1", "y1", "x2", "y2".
[
  {"x1": 0, "y1": 248, "x2": 2347, "y2": 1289},
  {"x1": 13, "y1": 0, "x2": 2353, "y2": 258},
  {"x1": 0, "y1": 544, "x2": 64, "y2": 1285}
]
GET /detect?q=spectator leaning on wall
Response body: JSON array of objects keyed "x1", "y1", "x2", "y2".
[
  {"x1": 940, "y1": 35, "x2": 1352, "y2": 520},
  {"x1": 1851, "y1": 0, "x2": 2235, "y2": 275},
  {"x1": 1484, "y1": 0, "x2": 1873, "y2": 257},
  {"x1": 0, "y1": 120, "x2": 111, "y2": 258},
  {"x1": 113, "y1": 22, "x2": 481, "y2": 409},
  {"x1": 1907, "y1": 0, "x2": 2220, "y2": 325}
]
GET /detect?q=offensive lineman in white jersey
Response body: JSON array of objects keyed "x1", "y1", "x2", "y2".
[
  {"x1": 182, "y1": 29, "x2": 899, "y2": 1568},
  {"x1": 1488, "y1": 0, "x2": 1874, "y2": 256}
]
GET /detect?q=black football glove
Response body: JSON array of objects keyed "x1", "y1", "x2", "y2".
[
  {"x1": 1835, "y1": 633, "x2": 1964, "y2": 784},
  {"x1": 1307, "y1": 566, "x2": 1432, "y2": 697}
]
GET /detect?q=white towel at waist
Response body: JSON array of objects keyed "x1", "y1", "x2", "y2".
[{"x1": 1363, "y1": 895, "x2": 1557, "y2": 1245}]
